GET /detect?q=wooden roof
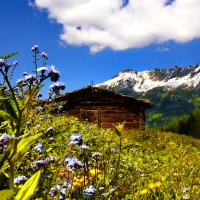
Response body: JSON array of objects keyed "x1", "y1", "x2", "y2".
[{"x1": 54, "y1": 86, "x2": 155, "y2": 108}]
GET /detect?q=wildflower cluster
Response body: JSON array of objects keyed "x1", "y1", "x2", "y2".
[
  {"x1": 49, "y1": 81, "x2": 65, "y2": 95},
  {"x1": 0, "y1": 58, "x2": 12, "y2": 73},
  {"x1": 32, "y1": 156, "x2": 56, "y2": 168},
  {"x1": 69, "y1": 133, "x2": 83, "y2": 146},
  {"x1": 31, "y1": 44, "x2": 39, "y2": 53},
  {"x1": 14, "y1": 175, "x2": 28, "y2": 185},
  {"x1": 83, "y1": 185, "x2": 97, "y2": 199},
  {"x1": 13, "y1": 45, "x2": 64, "y2": 98},
  {"x1": 0, "y1": 133, "x2": 9, "y2": 152},
  {"x1": 69, "y1": 133, "x2": 90, "y2": 152},
  {"x1": 64, "y1": 156, "x2": 84, "y2": 169},
  {"x1": 48, "y1": 181, "x2": 74, "y2": 199},
  {"x1": 33, "y1": 142, "x2": 44, "y2": 153},
  {"x1": 17, "y1": 73, "x2": 38, "y2": 85}
]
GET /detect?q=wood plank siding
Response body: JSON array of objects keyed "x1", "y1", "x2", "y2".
[{"x1": 54, "y1": 86, "x2": 155, "y2": 130}]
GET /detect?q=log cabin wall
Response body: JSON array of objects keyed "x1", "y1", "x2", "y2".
[
  {"x1": 54, "y1": 86, "x2": 154, "y2": 130},
  {"x1": 63, "y1": 104, "x2": 145, "y2": 130}
]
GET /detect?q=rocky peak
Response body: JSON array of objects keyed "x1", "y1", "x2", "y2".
[{"x1": 96, "y1": 64, "x2": 200, "y2": 94}]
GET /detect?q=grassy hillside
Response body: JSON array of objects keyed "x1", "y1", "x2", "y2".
[
  {"x1": 141, "y1": 88, "x2": 200, "y2": 127},
  {"x1": 2, "y1": 112, "x2": 200, "y2": 199}
]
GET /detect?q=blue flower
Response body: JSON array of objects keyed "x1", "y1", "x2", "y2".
[
  {"x1": 140, "y1": 173, "x2": 145, "y2": 177},
  {"x1": 36, "y1": 106, "x2": 42, "y2": 112},
  {"x1": 64, "y1": 156, "x2": 83, "y2": 169},
  {"x1": 110, "y1": 188, "x2": 115, "y2": 193},
  {"x1": 79, "y1": 143, "x2": 89, "y2": 151},
  {"x1": 62, "y1": 181, "x2": 75, "y2": 190},
  {"x1": 24, "y1": 74, "x2": 38, "y2": 84},
  {"x1": 33, "y1": 143, "x2": 44, "y2": 153},
  {"x1": 14, "y1": 175, "x2": 28, "y2": 185},
  {"x1": 16, "y1": 78, "x2": 26, "y2": 85},
  {"x1": 40, "y1": 115, "x2": 46, "y2": 121},
  {"x1": 69, "y1": 134, "x2": 83, "y2": 145},
  {"x1": 37, "y1": 93, "x2": 42, "y2": 98},
  {"x1": 183, "y1": 188, "x2": 189, "y2": 193},
  {"x1": 41, "y1": 52, "x2": 48, "y2": 58},
  {"x1": 45, "y1": 156, "x2": 56, "y2": 163},
  {"x1": 0, "y1": 59, "x2": 7, "y2": 67},
  {"x1": 136, "y1": 168, "x2": 141, "y2": 172},
  {"x1": 37, "y1": 66, "x2": 48, "y2": 72},
  {"x1": 46, "y1": 127, "x2": 54, "y2": 133},
  {"x1": 57, "y1": 105, "x2": 64, "y2": 113},
  {"x1": 13, "y1": 61, "x2": 18, "y2": 65},
  {"x1": 23, "y1": 72, "x2": 28, "y2": 76},
  {"x1": 128, "y1": 163, "x2": 133, "y2": 167},
  {"x1": 31, "y1": 45, "x2": 39, "y2": 52},
  {"x1": 32, "y1": 160, "x2": 47, "y2": 168},
  {"x1": 2, "y1": 62, "x2": 12, "y2": 72},
  {"x1": 49, "y1": 82, "x2": 65, "y2": 95},
  {"x1": 59, "y1": 82, "x2": 66, "y2": 90},
  {"x1": 92, "y1": 152, "x2": 102, "y2": 160},
  {"x1": 37, "y1": 67, "x2": 48, "y2": 78},
  {"x1": 83, "y1": 185, "x2": 97, "y2": 199},
  {"x1": 35, "y1": 124, "x2": 40, "y2": 129},
  {"x1": 118, "y1": 174, "x2": 123, "y2": 178},
  {"x1": 48, "y1": 184, "x2": 61, "y2": 197},
  {"x1": 47, "y1": 65, "x2": 60, "y2": 82},
  {"x1": 0, "y1": 133, "x2": 9, "y2": 152},
  {"x1": 27, "y1": 121, "x2": 31, "y2": 126},
  {"x1": 1, "y1": 133, "x2": 9, "y2": 141}
]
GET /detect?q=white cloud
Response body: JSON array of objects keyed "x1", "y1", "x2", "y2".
[{"x1": 33, "y1": 0, "x2": 200, "y2": 53}]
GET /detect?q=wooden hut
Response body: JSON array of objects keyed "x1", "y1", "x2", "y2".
[{"x1": 54, "y1": 86, "x2": 155, "y2": 130}]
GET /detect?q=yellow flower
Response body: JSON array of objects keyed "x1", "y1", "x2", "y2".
[
  {"x1": 140, "y1": 189, "x2": 148, "y2": 194},
  {"x1": 89, "y1": 169, "x2": 101, "y2": 177},
  {"x1": 58, "y1": 172, "x2": 65, "y2": 177},
  {"x1": 173, "y1": 172, "x2": 178, "y2": 177},
  {"x1": 149, "y1": 183, "x2": 155, "y2": 189},
  {"x1": 154, "y1": 181, "x2": 162, "y2": 189},
  {"x1": 73, "y1": 176, "x2": 88, "y2": 187}
]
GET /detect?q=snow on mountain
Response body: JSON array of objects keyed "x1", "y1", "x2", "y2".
[{"x1": 96, "y1": 64, "x2": 200, "y2": 94}]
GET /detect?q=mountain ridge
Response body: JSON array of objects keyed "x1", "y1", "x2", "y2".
[
  {"x1": 96, "y1": 64, "x2": 200, "y2": 94},
  {"x1": 96, "y1": 64, "x2": 200, "y2": 127}
]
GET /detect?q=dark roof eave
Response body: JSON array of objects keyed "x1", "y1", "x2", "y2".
[{"x1": 54, "y1": 86, "x2": 155, "y2": 107}]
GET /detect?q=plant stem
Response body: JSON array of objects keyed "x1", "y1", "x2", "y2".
[{"x1": 0, "y1": 69, "x2": 20, "y2": 113}]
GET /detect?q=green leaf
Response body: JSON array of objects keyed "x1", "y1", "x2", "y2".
[
  {"x1": 0, "y1": 52, "x2": 18, "y2": 60},
  {"x1": 0, "y1": 97, "x2": 18, "y2": 119},
  {"x1": 15, "y1": 170, "x2": 41, "y2": 200},
  {"x1": 0, "y1": 189, "x2": 15, "y2": 199},
  {"x1": 11, "y1": 133, "x2": 42, "y2": 162},
  {"x1": 0, "y1": 110, "x2": 18, "y2": 124},
  {"x1": 114, "y1": 125, "x2": 121, "y2": 137},
  {"x1": 123, "y1": 144, "x2": 135, "y2": 150},
  {"x1": 0, "y1": 161, "x2": 9, "y2": 176}
]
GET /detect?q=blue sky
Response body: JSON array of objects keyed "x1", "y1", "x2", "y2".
[{"x1": 1, "y1": 0, "x2": 200, "y2": 98}]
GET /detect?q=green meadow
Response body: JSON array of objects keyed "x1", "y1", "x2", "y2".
[{"x1": 1, "y1": 47, "x2": 200, "y2": 200}]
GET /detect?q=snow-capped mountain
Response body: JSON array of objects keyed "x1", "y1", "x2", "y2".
[
  {"x1": 96, "y1": 64, "x2": 200, "y2": 127},
  {"x1": 96, "y1": 64, "x2": 200, "y2": 94}
]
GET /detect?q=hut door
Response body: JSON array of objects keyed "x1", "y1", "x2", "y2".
[{"x1": 80, "y1": 110, "x2": 99, "y2": 124}]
